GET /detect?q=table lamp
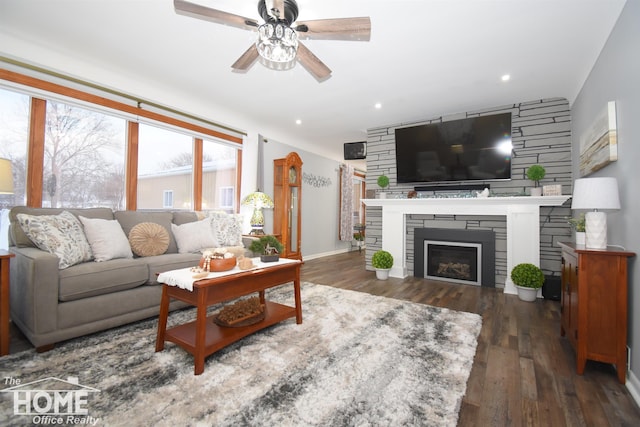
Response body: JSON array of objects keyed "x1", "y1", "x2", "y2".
[
  {"x1": 241, "y1": 191, "x2": 274, "y2": 235},
  {"x1": 571, "y1": 177, "x2": 620, "y2": 249},
  {"x1": 0, "y1": 158, "x2": 14, "y2": 194}
]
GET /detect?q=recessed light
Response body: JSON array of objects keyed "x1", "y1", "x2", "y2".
[
  {"x1": 295, "y1": 119, "x2": 302, "y2": 125},
  {"x1": 501, "y1": 74, "x2": 510, "y2": 82},
  {"x1": 374, "y1": 103, "x2": 382, "y2": 109}
]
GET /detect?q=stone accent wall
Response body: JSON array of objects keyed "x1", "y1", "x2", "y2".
[{"x1": 365, "y1": 98, "x2": 573, "y2": 287}]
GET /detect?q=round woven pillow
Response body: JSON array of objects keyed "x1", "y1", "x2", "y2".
[{"x1": 128, "y1": 222, "x2": 170, "y2": 257}]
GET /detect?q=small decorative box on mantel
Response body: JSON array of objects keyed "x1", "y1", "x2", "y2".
[{"x1": 543, "y1": 184, "x2": 562, "y2": 196}]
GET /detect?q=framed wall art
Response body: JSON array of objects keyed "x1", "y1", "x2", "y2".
[{"x1": 579, "y1": 101, "x2": 618, "y2": 177}]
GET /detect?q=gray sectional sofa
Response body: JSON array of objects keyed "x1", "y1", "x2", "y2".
[{"x1": 7, "y1": 206, "x2": 248, "y2": 351}]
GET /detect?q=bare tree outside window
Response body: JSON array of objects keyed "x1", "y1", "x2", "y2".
[{"x1": 43, "y1": 101, "x2": 126, "y2": 209}]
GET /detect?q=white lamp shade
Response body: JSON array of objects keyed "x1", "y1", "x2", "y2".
[
  {"x1": 0, "y1": 158, "x2": 14, "y2": 194},
  {"x1": 571, "y1": 177, "x2": 620, "y2": 210},
  {"x1": 571, "y1": 177, "x2": 620, "y2": 249}
]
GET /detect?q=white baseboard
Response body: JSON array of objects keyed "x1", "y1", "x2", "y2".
[
  {"x1": 626, "y1": 369, "x2": 640, "y2": 407},
  {"x1": 302, "y1": 247, "x2": 352, "y2": 261}
]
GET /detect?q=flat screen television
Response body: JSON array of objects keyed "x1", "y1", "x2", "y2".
[
  {"x1": 344, "y1": 141, "x2": 366, "y2": 160},
  {"x1": 395, "y1": 113, "x2": 512, "y2": 184}
]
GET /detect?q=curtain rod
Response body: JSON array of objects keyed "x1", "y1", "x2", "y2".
[{"x1": 0, "y1": 55, "x2": 247, "y2": 137}]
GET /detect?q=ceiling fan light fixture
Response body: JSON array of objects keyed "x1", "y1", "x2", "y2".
[{"x1": 256, "y1": 22, "x2": 298, "y2": 63}]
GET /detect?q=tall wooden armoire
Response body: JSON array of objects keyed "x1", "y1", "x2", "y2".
[{"x1": 273, "y1": 152, "x2": 303, "y2": 260}]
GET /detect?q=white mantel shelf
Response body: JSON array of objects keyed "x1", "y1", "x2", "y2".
[{"x1": 362, "y1": 195, "x2": 571, "y2": 294}]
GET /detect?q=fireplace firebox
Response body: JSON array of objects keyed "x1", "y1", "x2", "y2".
[{"x1": 415, "y1": 228, "x2": 495, "y2": 287}]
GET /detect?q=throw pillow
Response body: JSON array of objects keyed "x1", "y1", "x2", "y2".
[
  {"x1": 129, "y1": 222, "x2": 171, "y2": 257},
  {"x1": 171, "y1": 218, "x2": 219, "y2": 254},
  {"x1": 209, "y1": 212, "x2": 244, "y2": 247},
  {"x1": 17, "y1": 211, "x2": 93, "y2": 269},
  {"x1": 79, "y1": 216, "x2": 133, "y2": 262}
]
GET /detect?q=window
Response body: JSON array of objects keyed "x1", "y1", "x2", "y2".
[
  {"x1": 42, "y1": 101, "x2": 126, "y2": 209},
  {"x1": 137, "y1": 123, "x2": 193, "y2": 210},
  {"x1": 0, "y1": 69, "x2": 243, "y2": 214},
  {"x1": 0, "y1": 87, "x2": 29, "y2": 209},
  {"x1": 163, "y1": 190, "x2": 174, "y2": 209},
  {"x1": 219, "y1": 186, "x2": 234, "y2": 211},
  {"x1": 202, "y1": 138, "x2": 238, "y2": 211}
]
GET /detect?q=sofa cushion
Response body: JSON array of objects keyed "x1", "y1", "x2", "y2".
[
  {"x1": 171, "y1": 218, "x2": 218, "y2": 253},
  {"x1": 79, "y1": 216, "x2": 133, "y2": 262},
  {"x1": 17, "y1": 211, "x2": 94, "y2": 269},
  {"x1": 115, "y1": 211, "x2": 177, "y2": 253},
  {"x1": 172, "y1": 211, "x2": 199, "y2": 225},
  {"x1": 129, "y1": 222, "x2": 170, "y2": 257},
  {"x1": 9, "y1": 207, "x2": 114, "y2": 248},
  {"x1": 58, "y1": 258, "x2": 149, "y2": 302},
  {"x1": 143, "y1": 252, "x2": 202, "y2": 284},
  {"x1": 209, "y1": 212, "x2": 244, "y2": 246}
]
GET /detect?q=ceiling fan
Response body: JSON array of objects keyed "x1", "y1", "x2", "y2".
[{"x1": 173, "y1": 0, "x2": 371, "y2": 81}]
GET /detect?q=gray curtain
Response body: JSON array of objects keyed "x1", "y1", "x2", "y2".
[{"x1": 339, "y1": 164, "x2": 354, "y2": 241}]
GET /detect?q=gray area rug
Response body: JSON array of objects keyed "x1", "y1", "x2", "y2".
[{"x1": 0, "y1": 283, "x2": 482, "y2": 426}]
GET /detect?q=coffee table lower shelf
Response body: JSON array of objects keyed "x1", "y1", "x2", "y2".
[{"x1": 165, "y1": 301, "x2": 296, "y2": 360}]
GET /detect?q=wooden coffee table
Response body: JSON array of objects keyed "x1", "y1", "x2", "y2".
[{"x1": 155, "y1": 259, "x2": 302, "y2": 375}]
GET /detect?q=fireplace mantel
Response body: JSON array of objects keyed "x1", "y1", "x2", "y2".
[{"x1": 362, "y1": 195, "x2": 571, "y2": 294}]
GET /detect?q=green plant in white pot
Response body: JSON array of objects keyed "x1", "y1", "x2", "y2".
[
  {"x1": 371, "y1": 250, "x2": 393, "y2": 280},
  {"x1": 567, "y1": 213, "x2": 586, "y2": 245},
  {"x1": 510, "y1": 263, "x2": 545, "y2": 302},
  {"x1": 377, "y1": 175, "x2": 389, "y2": 199},
  {"x1": 526, "y1": 164, "x2": 546, "y2": 196}
]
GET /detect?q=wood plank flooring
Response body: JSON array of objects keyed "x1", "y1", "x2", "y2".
[
  {"x1": 6, "y1": 250, "x2": 640, "y2": 425},
  {"x1": 301, "y1": 251, "x2": 640, "y2": 426}
]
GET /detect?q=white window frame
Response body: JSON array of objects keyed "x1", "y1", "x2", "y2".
[
  {"x1": 219, "y1": 186, "x2": 234, "y2": 210},
  {"x1": 163, "y1": 190, "x2": 174, "y2": 208}
]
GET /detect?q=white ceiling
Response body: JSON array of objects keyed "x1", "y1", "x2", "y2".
[{"x1": 0, "y1": 0, "x2": 627, "y2": 171}]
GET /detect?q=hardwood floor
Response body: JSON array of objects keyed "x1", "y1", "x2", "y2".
[
  {"x1": 301, "y1": 251, "x2": 640, "y2": 426},
  {"x1": 6, "y1": 250, "x2": 640, "y2": 425}
]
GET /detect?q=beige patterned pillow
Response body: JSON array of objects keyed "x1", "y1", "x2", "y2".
[
  {"x1": 17, "y1": 211, "x2": 93, "y2": 269},
  {"x1": 129, "y1": 222, "x2": 170, "y2": 257},
  {"x1": 209, "y1": 212, "x2": 244, "y2": 247}
]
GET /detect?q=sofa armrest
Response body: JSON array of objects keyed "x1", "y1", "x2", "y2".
[{"x1": 9, "y1": 246, "x2": 60, "y2": 336}]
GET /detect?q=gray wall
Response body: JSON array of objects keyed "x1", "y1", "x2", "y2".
[
  {"x1": 365, "y1": 98, "x2": 573, "y2": 286},
  {"x1": 570, "y1": 1, "x2": 640, "y2": 388},
  {"x1": 260, "y1": 137, "x2": 351, "y2": 259}
]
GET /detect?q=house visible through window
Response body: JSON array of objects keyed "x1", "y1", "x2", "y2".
[{"x1": 163, "y1": 190, "x2": 174, "y2": 208}]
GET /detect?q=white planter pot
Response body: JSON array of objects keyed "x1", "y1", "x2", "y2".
[
  {"x1": 575, "y1": 231, "x2": 586, "y2": 246},
  {"x1": 516, "y1": 285, "x2": 539, "y2": 302},
  {"x1": 375, "y1": 268, "x2": 390, "y2": 280},
  {"x1": 378, "y1": 192, "x2": 387, "y2": 199},
  {"x1": 530, "y1": 187, "x2": 543, "y2": 197}
]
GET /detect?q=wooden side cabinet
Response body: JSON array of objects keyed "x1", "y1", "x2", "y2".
[
  {"x1": 273, "y1": 152, "x2": 303, "y2": 260},
  {"x1": 1, "y1": 250, "x2": 15, "y2": 356},
  {"x1": 558, "y1": 242, "x2": 635, "y2": 384}
]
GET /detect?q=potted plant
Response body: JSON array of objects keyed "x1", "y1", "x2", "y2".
[
  {"x1": 377, "y1": 175, "x2": 389, "y2": 199},
  {"x1": 567, "y1": 213, "x2": 586, "y2": 245},
  {"x1": 249, "y1": 235, "x2": 284, "y2": 262},
  {"x1": 510, "y1": 263, "x2": 545, "y2": 302},
  {"x1": 526, "y1": 164, "x2": 546, "y2": 196},
  {"x1": 371, "y1": 250, "x2": 394, "y2": 280}
]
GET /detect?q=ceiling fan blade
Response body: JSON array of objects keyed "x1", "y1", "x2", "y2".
[
  {"x1": 174, "y1": 0, "x2": 259, "y2": 30},
  {"x1": 296, "y1": 42, "x2": 331, "y2": 81},
  {"x1": 295, "y1": 17, "x2": 371, "y2": 41},
  {"x1": 231, "y1": 44, "x2": 260, "y2": 71}
]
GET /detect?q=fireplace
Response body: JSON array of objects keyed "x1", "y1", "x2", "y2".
[{"x1": 415, "y1": 228, "x2": 495, "y2": 287}]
